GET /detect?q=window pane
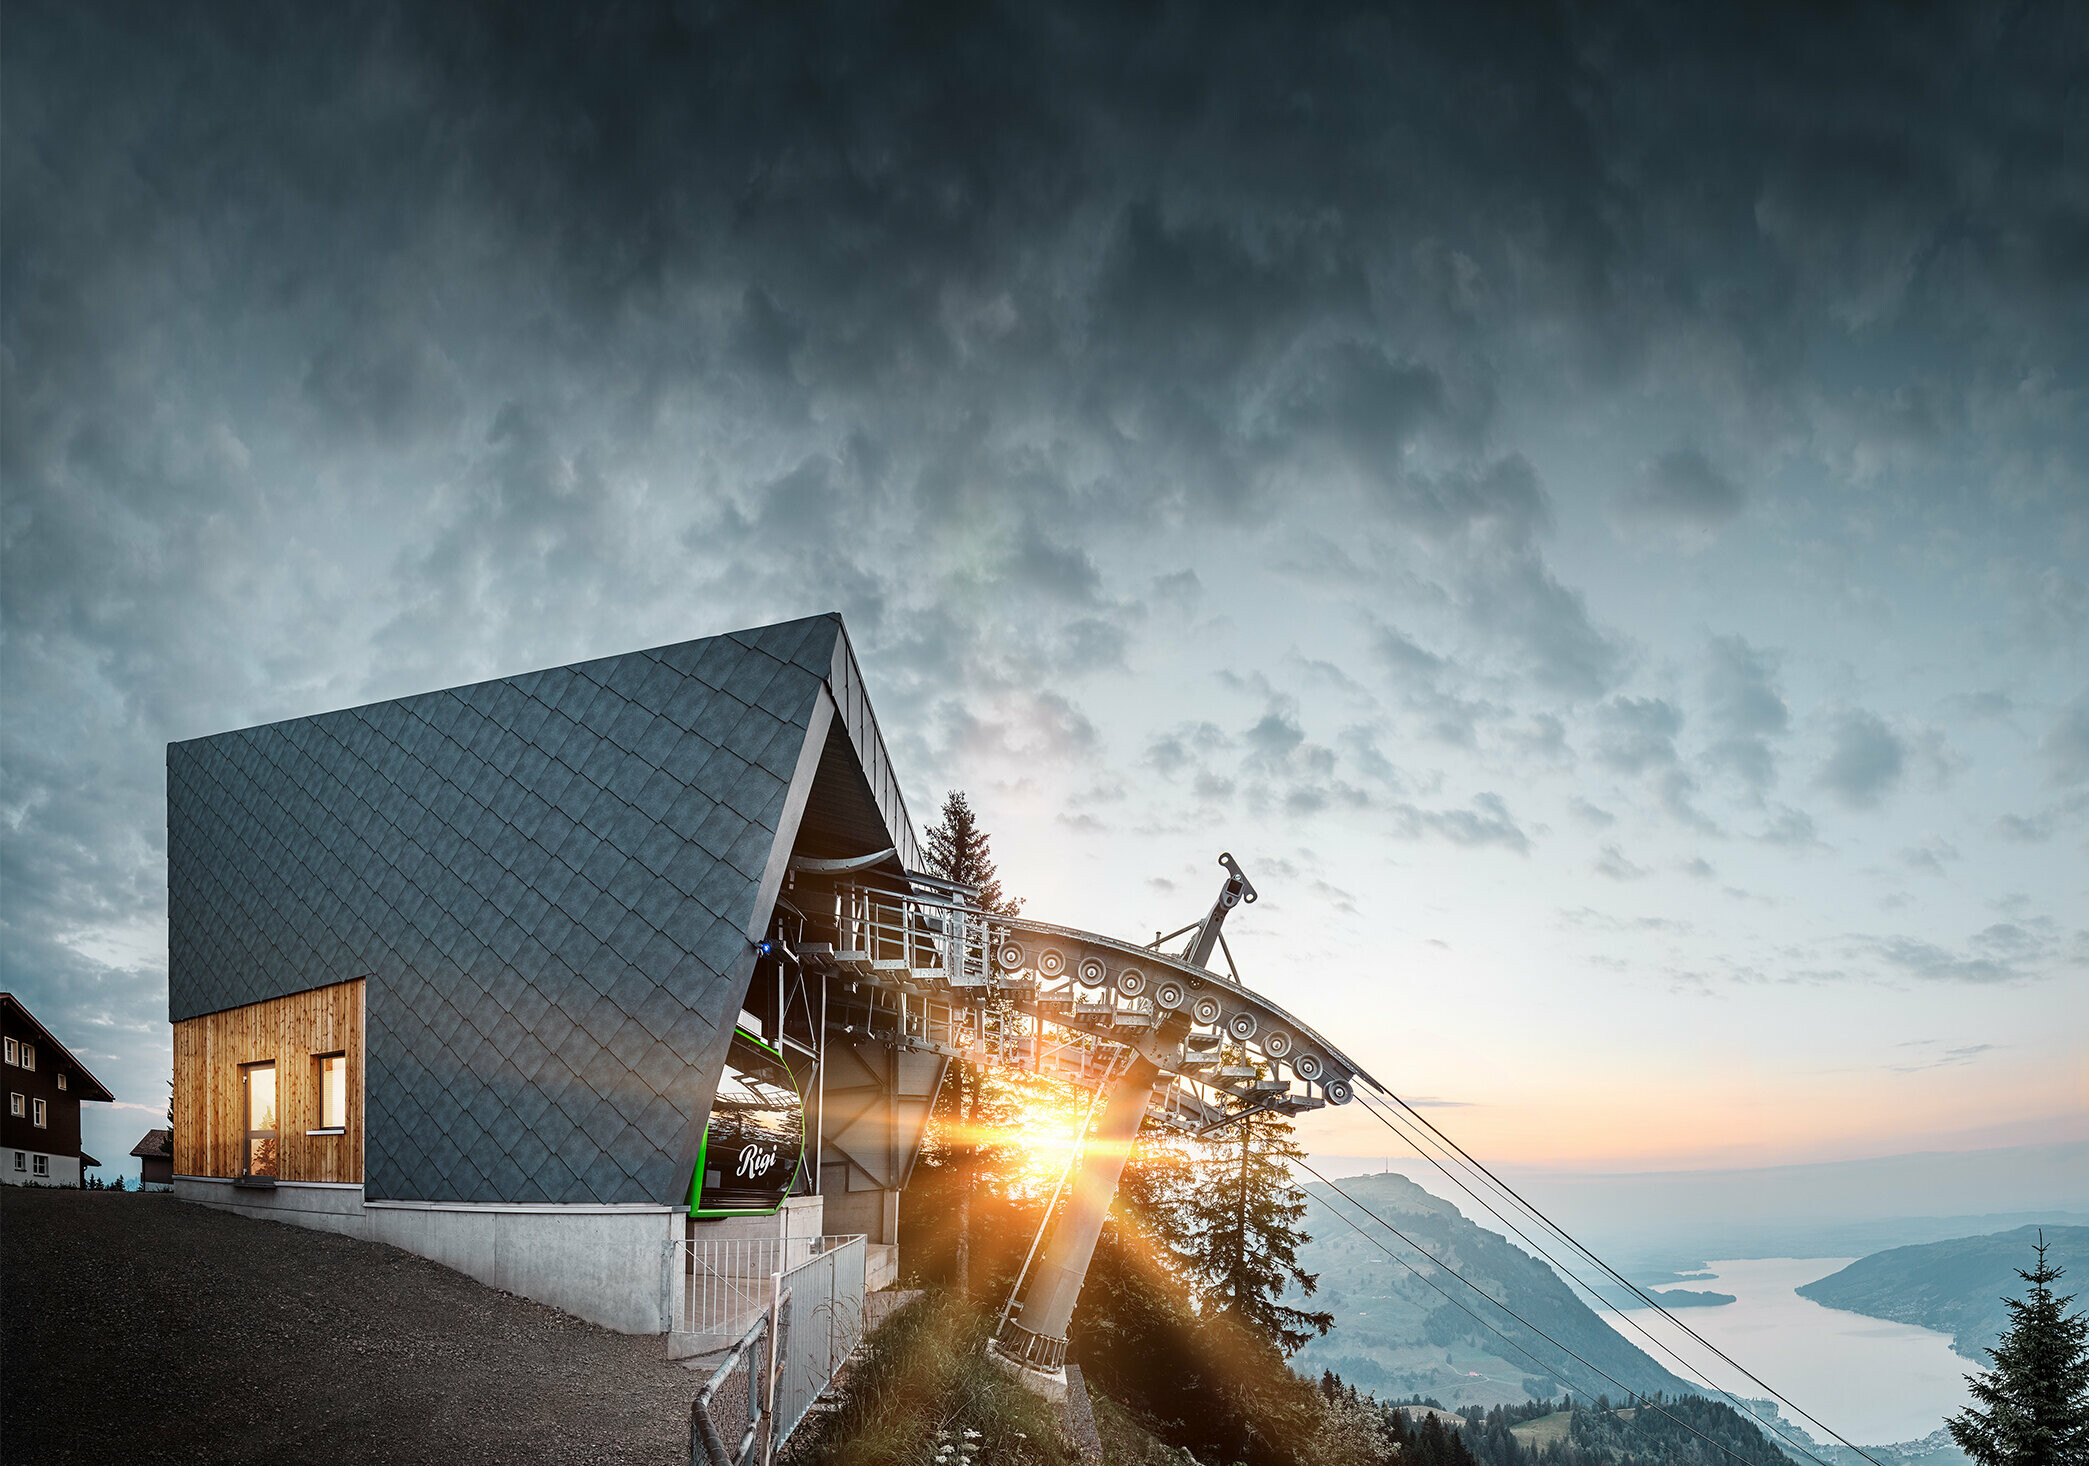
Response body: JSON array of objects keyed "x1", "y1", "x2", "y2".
[
  {"x1": 321, "y1": 1055, "x2": 346, "y2": 1129},
  {"x1": 19, "y1": 1044, "x2": 32, "y2": 1071},
  {"x1": 248, "y1": 1064, "x2": 276, "y2": 1132}
]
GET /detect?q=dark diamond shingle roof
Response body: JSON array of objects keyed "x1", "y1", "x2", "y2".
[{"x1": 167, "y1": 613, "x2": 908, "y2": 1205}]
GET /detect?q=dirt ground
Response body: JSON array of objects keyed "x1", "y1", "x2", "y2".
[{"x1": 2, "y1": 1187, "x2": 698, "y2": 1464}]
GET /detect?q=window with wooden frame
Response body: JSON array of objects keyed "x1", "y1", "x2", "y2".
[
  {"x1": 10, "y1": 1151, "x2": 21, "y2": 1172},
  {"x1": 240, "y1": 1061, "x2": 278, "y2": 1178},
  {"x1": 32, "y1": 1154, "x2": 48, "y2": 1177},
  {"x1": 310, "y1": 1052, "x2": 348, "y2": 1134},
  {"x1": 8, "y1": 1092, "x2": 20, "y2": 1117},
  {"x1": 56, "y1": 1072, "x2": 66, "y2": 1091},
  {"x1": 32, "y1": 1098, "x2": 47, "y2": 1128},
  {"x1": 3, "y1": 1037, "x2": 15, "y2": 1065},
  {"x1": 18, "y1": 1043, "x2": 32, "y2": 1072}
]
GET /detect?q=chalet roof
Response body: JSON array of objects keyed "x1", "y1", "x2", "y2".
[
  {"x1": 166, "y1": 613, "x2": 916, "y2": 1206},
  {"x1": 0, "y1": 993, "x2": 116, "y2": 1102},
  {"x1": 131, "y1": 1129, "x2": 172, "y2": 1159}
]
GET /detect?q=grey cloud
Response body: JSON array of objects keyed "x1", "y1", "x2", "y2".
[
  {"x1": 1888, "y1": 1041, "x2": 1998, "y2": 1073},
  {"x1": 1439, "y1": 458, "x2": 1623, "y2": 701},
  {"x1": 1243, "y1": 701, "x2": 1307, "y2": 769},
  {"x1": 1869, "y1": 938, "x2": 2016, "y2": 985},
  {"x1": 1594, "y1": 844, "x2": 1649, "y2": 880},
  {"x1": 1613, "y1": 447, "x2": 1745, "y2": 537},
  {"x1": 2038, "y1": 694, "x2": 2089, "y2": 785},
  {"x1": 1994, "y1": 791, "x2": 2089, "y2": 844},
  {"x1": 1862, "y1": 918, "x2": 2075, "y2": 985},
  {"x1": 1702, "y1": 636, "x2": 1788, "y2": 793},
  {"x1": 1658, "y1": 767, "x2": 1719, "y2": 834},
  {"x1": 1393, "y1": 792, "x2": 1530, "y2": 854},
  {"x1": 1006, "y1": 523, "x2": 1105, "y2": 605},
  {"x1": 1818, "y1": 709, "x2": 1905, "y2": 809},
  {"x1": 1595, "y1": 696, "x2": 1683, "y2": 775},
  {"x1": 1366, "y1": 621, "x2": 1497, "y2": 748},
  {"x1": 1374, "y1": 626, "x2": 1450, "y2": 683},
  {"x1": 1899, "y1": 836, "x2": 1960, "y2": 875},
  {"x1": 1757, "y1": 806, "x2": 1824, "y2": 848}
]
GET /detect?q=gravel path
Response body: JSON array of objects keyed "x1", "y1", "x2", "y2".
[{"x1": 3, "y1": 1187, "x2": 698, "y2": 1464}]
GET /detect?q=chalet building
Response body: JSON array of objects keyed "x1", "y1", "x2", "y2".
[
  {"x1": 131, "y1": 1128, "x2": 174, "y2": 1187},
  {"x1": 2, "y1": 993, "x2": 115, "y2": 1186},
  {"x1": 168, "y1": 614, "x2": 943, "y2": 1334}
]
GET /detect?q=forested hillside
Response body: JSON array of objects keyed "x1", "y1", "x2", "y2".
[
  {"x1": 1292, "y1": 1172, "x2": 1707, "y2": 1409},
  {"x1": 1795, "y1": 1224, "x2": 2089, "y2": 1361}
]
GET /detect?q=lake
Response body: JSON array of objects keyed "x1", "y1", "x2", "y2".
[{"x1": 1599, "y1": 1257, "x2": 1973, "y2": 1445}]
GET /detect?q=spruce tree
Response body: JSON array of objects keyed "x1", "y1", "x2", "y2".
[
  {"x1": 923, "y1": 790, "x2": 1021, "y2": 915},
  {"x1": 1183, "y1": 1060, "x2": 1334, "y2": 1355},
  {"x1": 1948, "y1": 1233, "x2": 2089, "y2": 1466},
  {"x1": 922, "y1": 789, "x2": 1020, "y2": 1293}
]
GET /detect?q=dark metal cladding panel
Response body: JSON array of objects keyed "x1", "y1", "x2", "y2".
[{"x1": 166, "y1": 614, "x2": 880, "y2": 1205}]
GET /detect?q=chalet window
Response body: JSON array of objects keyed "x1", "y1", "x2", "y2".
[
  {"x1": 32, "y1": 1154, "x2": 48, "y2": 1177},
  {"x1": 313, "y1": 1052, "x2": 348, "y2": 1132},
  {"x1": 7, "y1": 1093, "x2": 19, "y2": 1117},
  {"x1": 18, "y1": 1043, "x2": 32, "y2": 1071},
  {"x1": 3, "y1": 1037, "x2": 14, "y2": 1065},
  {"x1": 241, "y1": 1061, "x2": 278, "y2": 1178},
  {"x1": 10, "y1": 1152, "x2": 21, "y2": 1172},
  {"x1": 32, "y1": 1098, "x2": 48, "y2": 1128},
  {"x1": 56, "y1": 1072, "x2": 66, "y2": 1091}
]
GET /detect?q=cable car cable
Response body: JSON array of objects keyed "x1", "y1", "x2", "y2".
[
  {"x1": 1291, "y1": 1157, "x2": 1839, "y2": 1466},
  {"x1": 1354, "y1": 1083, "x2": 1881, "y2": 1465},
  {"x1": 1349, "y1": 1088, "x2": 1857, "y2": 1465}
]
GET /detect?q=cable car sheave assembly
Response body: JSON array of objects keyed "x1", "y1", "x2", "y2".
[{"x1": 780, "y1": 850, "x2": 1376, "y2": 1400}]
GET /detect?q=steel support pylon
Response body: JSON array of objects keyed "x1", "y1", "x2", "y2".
[{"x1": 987, "y1": 1053, "x2": 1161, "y2": 1400}]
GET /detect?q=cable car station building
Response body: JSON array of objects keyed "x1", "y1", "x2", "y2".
[{"x1": 168, "y1": 613, "x2": 1368, "y2": 1391}]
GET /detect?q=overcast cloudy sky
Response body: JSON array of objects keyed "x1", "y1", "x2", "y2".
[{"x1": 5, "y1": 2, "x2": 2084, "y2": 1187}]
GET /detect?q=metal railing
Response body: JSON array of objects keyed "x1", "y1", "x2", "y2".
[
  {"x1": 688, "y1": 1235, "x2": 868, "y2": 1466},
  {"x1": 692, "y1": 1311, "x2": 771, "y2": 1466},
  {"x1": 770, "y1": 1234, "x2": 866, "y2": 1447},
  {"x1": 674, "y1": 1235, "x2": 822, "y2": 1338}
]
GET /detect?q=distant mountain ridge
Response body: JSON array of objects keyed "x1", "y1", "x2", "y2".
[
  {"x1": 1795, "y1": 1224, "x2": 2089, "y2": 1362},
  {"x1": 1292, "y1": 1172, "x2": 1708, "y2": 1410}
]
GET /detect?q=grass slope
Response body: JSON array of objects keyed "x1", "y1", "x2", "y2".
[{"x1": 780, "y1": 1291, "x2": 1074, "y2": 1466}]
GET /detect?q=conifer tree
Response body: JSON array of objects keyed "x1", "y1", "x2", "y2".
[
  {"x1": 923, "y1": 789, "x2": 1020, "y2": 1293},
  {"x1": 1948, "y1": 1233, "x2": 2089, "y2": 1466},
  {"x1": 1183, "y1": 1058, "x2": 1334, "y2": 1355},
  {"x1": 923, "y1": 790, "x2": 1021, "y2": 916}
]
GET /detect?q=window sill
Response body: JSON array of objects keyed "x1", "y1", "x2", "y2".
[
  {"x1": 232, "y1": 1175, "x2": 278, "y2": 1190},
  {"x1": 305, "y1": 1127, "x2": 346, "y2": 1136}
]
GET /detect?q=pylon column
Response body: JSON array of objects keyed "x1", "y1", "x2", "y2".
[{"x1": 989, "y1": 1053, "x2": 1160, "y2": 1400}]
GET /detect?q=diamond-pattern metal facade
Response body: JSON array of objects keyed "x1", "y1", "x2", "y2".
[{"x1": 167, "y1": 613, "x2": 876, "y2": 1205}]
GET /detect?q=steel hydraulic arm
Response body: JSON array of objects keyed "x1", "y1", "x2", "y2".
[{"x1": 781, "y1": 853, "x2": 1376, "y2": 1399}]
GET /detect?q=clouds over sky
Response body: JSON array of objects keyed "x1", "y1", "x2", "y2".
[{"x1": 4, "y1": 0, "x2": 2084, "y2": 1171}]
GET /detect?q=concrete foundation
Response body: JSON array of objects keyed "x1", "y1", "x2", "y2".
[
  {"x1": 174, "y1": 1176, "x2": 679, "y2": 1335},
  {"x1": 986, "y1": 1341, "x2": 1069, "y2": 1402}
]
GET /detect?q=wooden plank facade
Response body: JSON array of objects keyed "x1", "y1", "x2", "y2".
[{"x1": 172, "y1": 978, "x2": 364, "y2": 1183}]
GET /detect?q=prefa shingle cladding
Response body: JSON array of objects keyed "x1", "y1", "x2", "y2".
[{"x1": 166, "y1": 613, "x2": 899, "y2": 1205}]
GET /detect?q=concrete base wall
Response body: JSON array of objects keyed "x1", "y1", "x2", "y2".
[
  {"x1": 819, "y1": 1185, "x2": 898, "y2": 1244},
  {"x1": 174, "y1": 1177, "x2": 677, "y2": 1335}
]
